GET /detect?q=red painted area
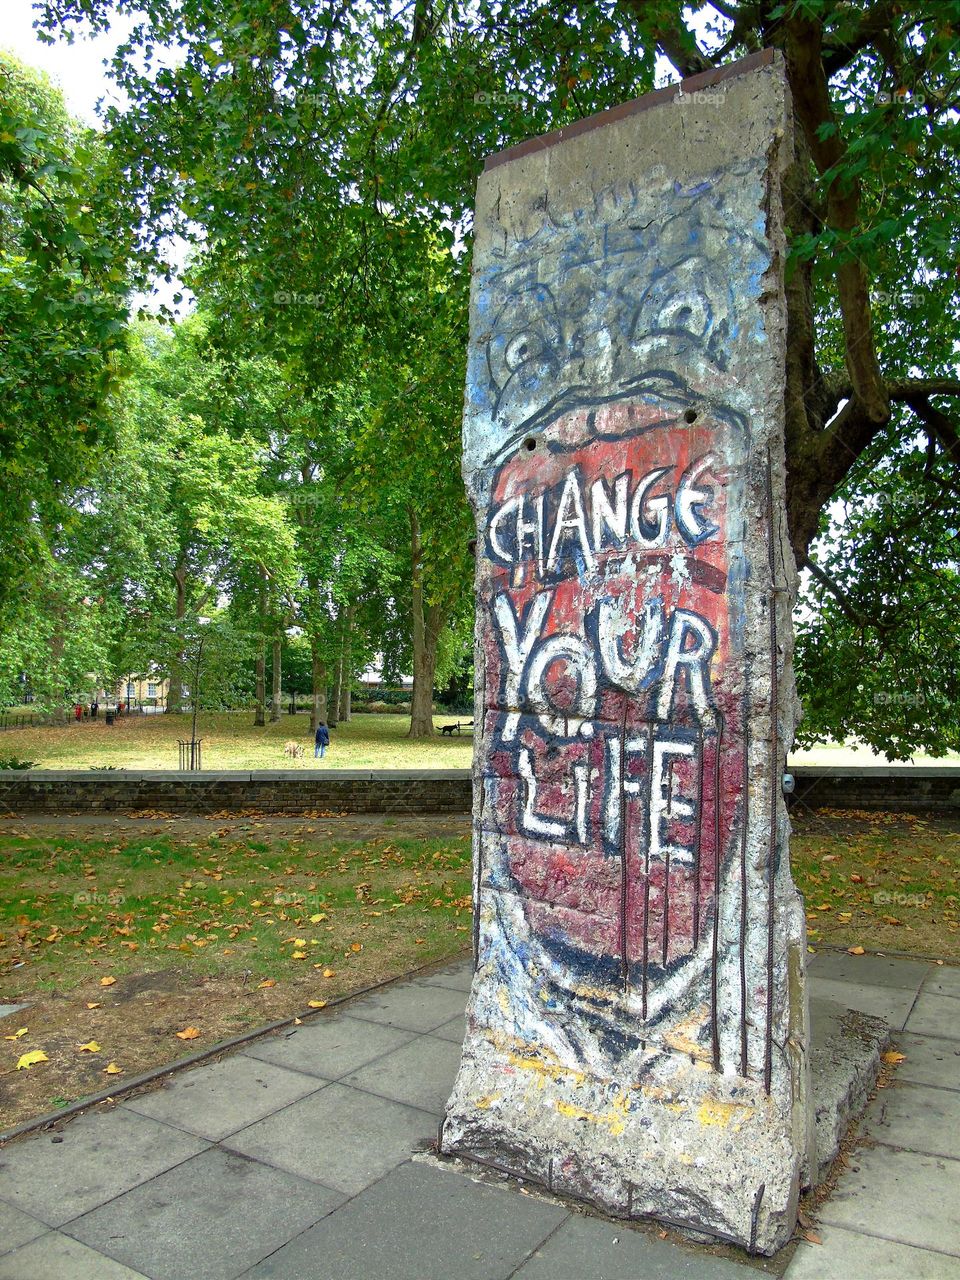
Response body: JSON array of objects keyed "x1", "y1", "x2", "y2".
[{"x1": 479, "y1": 400, "x2": 745, "y2": 979}]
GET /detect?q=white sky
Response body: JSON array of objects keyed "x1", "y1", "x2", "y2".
[{"x1": 2, "y1": 0, "x2": 131, "y2": 124}]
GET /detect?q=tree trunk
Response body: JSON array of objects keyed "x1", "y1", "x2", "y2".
[
  {"x1": 166, "y1": 557, "x2": 187, "y2": 714},
  {"x1": 339, "y1": 605, "x2": 354, "y2": 722},
  {"x1": 310, "y1": 637, "x2": 327, "y2": 734},
  {"x1": 329, "y1": 615, "x2": 343, "y2": 729},
  {"x1": 408, "y1": 506, "x2": 440, "y2": 738},
  {"x1": 270, "y1": 637, "x2": 282, "y2": 722},
  {"x1": 254, "y1": 577, "x2": 266, "y2": 727}
]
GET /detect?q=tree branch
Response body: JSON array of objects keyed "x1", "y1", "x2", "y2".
[
  {"x1": 804, "y1": 558, "x2": 870, "y2": 628},
  {"x1": 785, "y1": 13, "x2": 889, "y2": 427}
]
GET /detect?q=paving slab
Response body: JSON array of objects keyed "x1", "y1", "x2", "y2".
[
  {"x1": 0, "y1": 1003, "x2": 28, "y2": 1022},
  {"x1": 806, "y1": 977, "x2": 917, "y2": 1029},
  {"x1": 0, "y1": 1106, "x2": 207, "y2": 1227},
  {"x1": 419, "y1": 962, "x2": 475, "y2": 993},
  {"x1": 242, "y1": 1013, "x2": 415, "y2": 1079},
  {"x1": 222, "y1": 1081, "x2": 437, "y2": 1195},
  {"x1": 893, "y1": 1032, "x2": 960, "y2": 1090},
  {"x1": 65, "y1": 1146, "x2": 344, "y2": 1280},
  {"x1": 905, "y1": 992, "x2": 960, "y2": 1040},
  {"x1": 923, "y1": 966, "x2": 960, "y2": 999},
  {"x1": 785, "y1": 1224, "x2": 960, "y2": 1279},
  {"x1": 862, "y1": 1080, "x2": 960, "y2": 1158},
  {"x1": 0, "y1": 1199, "x2": 48, "y2": 1254},
  {"x1": 808, "y1": 951, "x2": 932, "y2": 991},
  {"x1": 819, "y1": 1145, "x2": 960, "y2": 1256},
  {"x1": 346, "y1": 981, "x2": 470, "y2": 1033},
  {"x1": 244, "y1": 1159, "x2": 566, "y2": 1280},
  {"x1": 512, "y1": 1211, "x2": 754, "y2": 1278},
  {"x1": 122, "y1": 1050, "x2": 326, "y2": 1140},
  {"x1": 0, "y1": 1231, "x2": 150, "y2": 1279},
  {"x1": 343, "y1": 1032, "x2": 461, "y2": 1115},
  {"x1": 432, "y1": 1011, "x2": 468, "y2": 1043}
]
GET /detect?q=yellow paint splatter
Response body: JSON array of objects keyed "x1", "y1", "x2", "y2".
[
  {"x1": 555, "y1": 1090, "x2": 632, "y2": 1137},
  {"x1": 697, "y1": 1098, "x2": 756, "y2": 1130}
]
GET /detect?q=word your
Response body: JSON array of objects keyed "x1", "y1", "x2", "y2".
[
  {"x1": 493, "y1": 587, "x2": 717, "y2": 731},
  {"x1": 487, "y1": 456, "x2": 718, "y2": 577}
]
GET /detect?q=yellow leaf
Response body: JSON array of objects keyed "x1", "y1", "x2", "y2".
[
  {"x1": 847, "y1": 945, "x2": 866, "y2": 956},
  {"x1": 3, "y1": 1027, "x2": 28, "y2": 1041},
  {"x1": 292, "y1": 951, "x2": 306, "y2": 960},
  {"x1": 258, "y1": 979, "x2": 277, "y2": 989},
  {"x1": 307, "y1": 1000, "x2": 327, "y2": 1009},
  {"x1": 175, "y1": 1026, "x2": 201, "y2": 1040},
  {"x1": 16, "y1": 1050, "x2": 48, "y2": 1069},
  {"x1": 322, "y1": 968, "x2": 336, "y2": 978},
  {"x1": 293, "y1": 938, "x2": 306, "y2": 947},
  {"x1": 77, "y1": 1041, "x2": 101, "y2": 1053},
  {"x1": 882, "y1": 1050, "x2": 907, "y2": 1065},
  {"x1": 350, "y1": 942, "x2": 362, "y2": 953},
  {"x1": 86, "y1": 1002, "x2": 101, "y2": 1009},
  {"x1": 310, "y1": 913, "x2": 327, "y2": 924},
  {"x1": 100, "y1": 976, "x2": 117, "y2": 987},
  {"x1": 251, "y1": 900, "x2": 264, "y2": 908},
  {"x1": 103, "y1": 1062, "x2": 123, "y2": 1074}
]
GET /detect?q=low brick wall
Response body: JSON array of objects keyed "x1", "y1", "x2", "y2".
[
  {"x1": 0, "y1": 769, "x2": 473, "y2": 816},
  {"x1": 0, "y1": 766, "x2": 956, "y2": 817},
  {"x1": 789, "y1": 766, "x2": 960, "y2": 815}
]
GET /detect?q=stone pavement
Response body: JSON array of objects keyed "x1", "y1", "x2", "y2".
[{"x1": 0, "y1": 952, "x2": 957, "y2": 1280}]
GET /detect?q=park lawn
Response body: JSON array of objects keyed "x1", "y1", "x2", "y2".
[
  {"x1": 0, "y1": 710, "x2": 474, "y2": 772},
  {"x1": 0, "y1": 821, "x2": 472, "y2": 1131},
  {"x1": 790, "y1": 808, "x2": 960, "y2": 959}
]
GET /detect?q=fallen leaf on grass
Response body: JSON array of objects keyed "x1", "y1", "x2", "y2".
[
  {"x1": 847, "y1": 945, "x2": 866, "y2": 955},
  {"x1": 175, "y1": 1027, "x2": 201, "y2": 1041},
  {"x1": 103, "y1": 1063, "x2": 123, "y2": 1075},
  {"x1": 100, "y1": 976, "x2": 116, "y2": 987},
  {"x1": 86, "y1": 1002, "x2": 101, "y2": 1010},
  {"x1": 258, "y1": 979, "x2": 277, "y2": 989},
  {"x1": 882, "y1": 1050, "x2": 907, "y2": 1065},
  {"x1": 76, "y1": 1041, "x2": 101, "y2": 1053},
  {"x1": 16, "y1": 1050, "x2": 48, "y2": 1069},
  {"x1": 309, "y1": 913, "x2": 327, "y2": 924},
  {"x1": 4, "y1": 1028, "x2": 28, "y2": 1041},
  {"x1": 321, "y1": 968, "x2": 336, "y2": 978},
  {"x1": 349, "y1": 942, "x2": 362, "y2": 953},
  {"x1": 307, "y1": 1000, "x2": 327, "y2": 1009},
  {"x1": 291, "y1": 951, "x2": 306, "y2": 960}
]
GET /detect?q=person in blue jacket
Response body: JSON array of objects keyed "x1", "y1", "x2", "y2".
[{"x1": 314, "y1": 722, "x2": 330, "y2": 758}]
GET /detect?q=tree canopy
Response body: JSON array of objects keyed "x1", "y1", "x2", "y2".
[{"x1": 2, "y1": 1, "x2": 958, "y2": 753}]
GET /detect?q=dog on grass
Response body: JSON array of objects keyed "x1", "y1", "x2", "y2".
[{"x1": 283, "y1": 741, "x2": 304, "y2": 759}]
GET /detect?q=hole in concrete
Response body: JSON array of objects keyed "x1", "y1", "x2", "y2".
[
  {"x1": 684, "y1": 408, "x2": 698, "y2": 424},
  {"x1": 523, "y1": 436, "x2": 538, "y2": 451}
]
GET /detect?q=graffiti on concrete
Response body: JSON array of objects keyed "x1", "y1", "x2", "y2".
[{"x1": 445, "y1": 57, "x2": 809, "y2": 1256}]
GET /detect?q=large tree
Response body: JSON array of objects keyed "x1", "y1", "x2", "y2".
[{"x1": 34, "y1": 0, "x2": 960, "y2": 752}]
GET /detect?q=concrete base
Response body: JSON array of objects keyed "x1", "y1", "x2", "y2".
[
  {"x1": 440, "y1": 994, "x2": 889, "y2": 1253},
  {"x1": 808, "y1": 999, "x2": 890, "y2": 1186}
]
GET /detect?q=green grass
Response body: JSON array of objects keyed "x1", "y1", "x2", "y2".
[
  {"x1": 0, "y1": 711, "x2": 474, "y2": 771},
  {"x1": 0, "y1": 827, "x2": 473, "y2": 995},
  {"x1": 791, "y1": 810, "x2": 960, "y2": 959}
]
